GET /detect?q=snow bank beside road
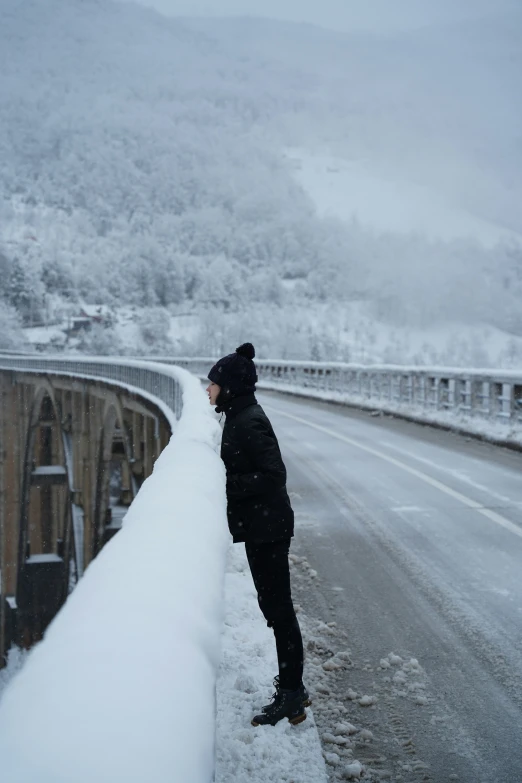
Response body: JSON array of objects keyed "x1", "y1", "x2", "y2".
[
  {"x1": 216, "y1": 544, "x2": 328, "y2": 783},
  {"x1": 258, "y1": 381, "x2": 522, "y2": 449},
  {"x1": 0, "y1": 369, "x2": 228, "y2": 783}
]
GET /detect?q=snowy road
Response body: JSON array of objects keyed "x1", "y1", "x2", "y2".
[{"x1": 259, "y1": 390, "x2": 522, "y2": 783}]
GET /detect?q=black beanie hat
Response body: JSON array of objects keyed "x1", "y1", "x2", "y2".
[{"x1": 208, "y1": 343, "x2": 258, "y2": 397}]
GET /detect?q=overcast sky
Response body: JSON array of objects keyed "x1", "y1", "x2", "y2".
[{"x1": 117, "y1": 0, "x2": 508, "y2": 33}]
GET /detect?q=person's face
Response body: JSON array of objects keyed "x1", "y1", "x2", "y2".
[{"x1": 206, "y1": 381, "x2": 221, "y2": 406}]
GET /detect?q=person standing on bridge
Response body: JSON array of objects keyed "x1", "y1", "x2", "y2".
[{"x1": 207, "y1": 343, "x2": 310, "y2": 727}]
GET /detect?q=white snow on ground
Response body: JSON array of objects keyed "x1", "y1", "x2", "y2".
[
  {"x1": 286, "y1": 552, "x2": 438, "y2": 782},
  {"x1": 216, "y1": 544, "x2": 328, "y2": 783},
  {"x1": 24, "y1": 324, "x2": 67, "y2": 347},
  {"x1": 0, "y1": 368, "x2": 229, "y2": 783},
  {"x1": 0, "y1": 648, "x2": 27, "y2": 701},
  {"x1": 286, "y1": 148, "x2": 522, "y2": 248}
]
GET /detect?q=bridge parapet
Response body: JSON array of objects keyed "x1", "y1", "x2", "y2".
[
  {"x1": 0, "y1": 355, "x2": 227, "y2": 783},
  {"x1": 154, "y1": 357, "x2": 522, "y2": 438},
  {"x1": 0, "y1": 357, "x2": 184, "y2": 660}
]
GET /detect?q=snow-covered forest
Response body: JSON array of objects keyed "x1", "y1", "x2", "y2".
[{"x1": 1, "y1": 0, "x2": 521, "y2": 364}]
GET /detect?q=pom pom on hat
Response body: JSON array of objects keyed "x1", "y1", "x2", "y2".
[{"x1": 236, "y1": 343, "x2": 255, "y2": 360}]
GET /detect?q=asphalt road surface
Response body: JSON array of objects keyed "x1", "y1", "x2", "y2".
[{"x1": 258, "y1": 390, "x2": 522, "y2": 783}]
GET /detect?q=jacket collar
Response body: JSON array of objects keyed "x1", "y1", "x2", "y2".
[{"x1": 221, "y1": 393, "x2": 258, "y2": 419}]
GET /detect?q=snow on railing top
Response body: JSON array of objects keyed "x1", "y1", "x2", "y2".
[
  {"x1": 0, "y1": 355, "x2": 228, "y2": 783},
  {"x1": 0, "y1": 354, "x2": 195, "y2": 424},
  {"x1": 139, "y1": 356, "x2": 522, "y2": 423},
  {"x1": 135, "y1": 356, "x2": 522, "y2": 447},
  {"x1": 3, "y1": 350, "x2": 521, "y2": 437},
  {"x1": 145, "y1": 355, "x2": 522, "y2": 382}
]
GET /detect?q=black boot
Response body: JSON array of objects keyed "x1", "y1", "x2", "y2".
[
  {"x1": 252, "y1": 687, "x2": 307, "y2": 727},
  {"x1": 262, "y1": 676, "x2": 311, "y2": 713}
]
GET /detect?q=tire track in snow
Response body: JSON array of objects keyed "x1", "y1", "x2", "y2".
[{"x1": 290, "y1": 554, "x2": 436, "y2": 782}]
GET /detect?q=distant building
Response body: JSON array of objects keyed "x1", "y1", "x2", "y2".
[
  {"x1": 66, "y1": 305, "x2": 112, "y2": 337},
  {"x1": 68, "y1": 317, "x2": 94, "y2": 335},
  {"x1": 78, "y1": 304, "x2": 111, "y2": 324}
]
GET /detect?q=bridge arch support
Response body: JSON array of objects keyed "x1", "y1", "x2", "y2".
[
  {"x1": 16, "y1": 380, "x2": 73, "y2": 648},
  {"x1": 0, "y1": 369, "x2": 171, "y2": 663}
]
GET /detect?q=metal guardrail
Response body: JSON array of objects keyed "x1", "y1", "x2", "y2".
[
  {"x1": 0, "y1": 356, "x2": 183, "y2": 420},
  {"x1": 147, "y1": 357, "x2": 522, "y2": 427}
]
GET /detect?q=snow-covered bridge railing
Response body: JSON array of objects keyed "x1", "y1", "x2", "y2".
[
  {"x1": 0, "y1": 355, "x2": 185, "y2": 416},
  {"x1": 256, "y1": 362, "x2": 522, "y2": 423},
  {"x1": 149, "y1": 357, "x2": 522, "y2": 444},
  {"x1": 0, "y1": 355, "x2": 228, "y2": 783}
]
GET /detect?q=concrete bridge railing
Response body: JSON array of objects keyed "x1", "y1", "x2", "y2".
[
  {"x1": 0, "y1": 355, "x2": 228, "y2": 783},
  {"x1": 0, "y1": 355, "x2": 184, "y2": 416},
  {"x1": 147, "y1": 357, "x2": 522, "y2": 443}
]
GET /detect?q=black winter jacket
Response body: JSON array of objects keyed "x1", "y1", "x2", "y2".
[{"x1": 220, "y1": 394, "x2": 294, "y2": 544}]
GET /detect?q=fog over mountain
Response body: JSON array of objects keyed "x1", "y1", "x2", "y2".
[
  {"x1": 117, "y1": 0, "x2": 518, "y2": 35},
  {"x1": 1, "y1": 0, "x2": 521, "y2": 362}
]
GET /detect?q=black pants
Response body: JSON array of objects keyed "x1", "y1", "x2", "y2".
[{"x1": 245, "y1": 539, "x2": 304, "y2": 692}]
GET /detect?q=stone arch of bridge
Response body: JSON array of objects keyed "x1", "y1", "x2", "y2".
[
  {"x1": 16, "y1": 379, "x2": 74, "y2": 648},
  {"x1": 93, "y1": 396, "x2": 136, "y2": 556},
  {"x1": 1, "y1": 369, "x2": 171, "y2": 664}
]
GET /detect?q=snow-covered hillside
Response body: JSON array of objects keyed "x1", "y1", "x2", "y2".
[
  {"x1": 286, "y1": 150, "x2": 522, "y2": 248},
  {"x1": 18, "y1": 301, "x2": 522, "y2": 370},
  {"x1": 192, "y1": 9, "x2": 522, "y2": 236},
  {"x1": 1, "y1": 0, "x2": 521, "y2": 361}
]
